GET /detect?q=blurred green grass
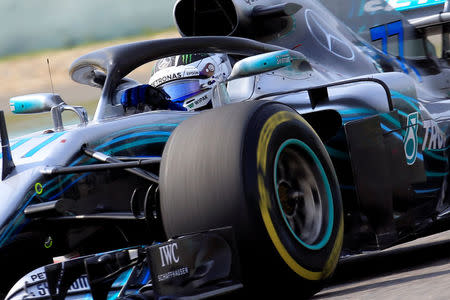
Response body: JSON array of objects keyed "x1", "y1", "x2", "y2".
[{"x1": 0, "y1": 27, "x2": 177, "y2": 63}]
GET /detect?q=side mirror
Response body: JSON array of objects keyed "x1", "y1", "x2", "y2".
[
  {"x1": 10, "y1": 93, "x2": 65, "y2": 114},
  {"x1": 227, "y1": 50, "x2": 294, "y2": 81}
]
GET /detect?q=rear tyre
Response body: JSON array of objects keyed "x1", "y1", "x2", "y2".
[{"x1": 160, "y1": 101, "x2": 343, "y2": 297}]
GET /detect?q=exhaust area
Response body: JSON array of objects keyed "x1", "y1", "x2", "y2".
[
  {"x1": 174, "y1": 0, "x2": 238, "y2": 36},
  {"x1": 174, "y1": 0, "x2": 302, "y2": 40}
]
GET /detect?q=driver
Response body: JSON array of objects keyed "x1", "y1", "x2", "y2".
[{"x1": 120, "y1": 53, "x2": 232, "y2": 112}]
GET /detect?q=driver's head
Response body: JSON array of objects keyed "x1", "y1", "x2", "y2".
[{"x1": 149, "y1": 53, "x2": 232, "y2": 111}]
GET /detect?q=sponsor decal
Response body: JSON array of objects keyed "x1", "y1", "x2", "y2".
[
  {"x1": 35, "y1": 182, "x2": 43, "y2": 195},
  {"x1": 157, "y1": 57, "x2": 174, "y2": 70},
  {"x1": 386, "y1": 0, "x2": 445, "y2": 11},
  {"x1": 276, "y1": 54, "x2": 291, "y2": 65},
  {"x1": 157, "y1": 267, "x2": 189, "y2": 282},
  {"x1": 30, "y1": 271, "x2": 46, "y2": 282},
  {"x1": 364, "y1": 0, "x2": 444, "y2": 13},
  {"x1": 185, "y1": 94, "x2": 209, "y2": 110},
  {"x1": 155, "y1": 242, "x2": 190, "y2": 282},
  {"x1": 364, "y1": 0, "x2": 395, "y2": 12},
  {"x1": 181, "y1": 54, "x2": 194, "y2": 64},
  {"x1": 206, "y1": 63, "x2": 215, "y2": 72},
  {"x1": 422, "y1": 120, "x2": 445, "y2": 150},
  {"x1": 27, "y1": 274, "x2": 90, "y2": 297},
  {"x1": 159, "y1": 242, "x2": 179, "y2": 267},
  {"x1": 370, "y1": 21, "x2": 422, "y2": 80},
  {"x1": 151, "y1": 72, "x2": 182, "y2": 86},
  {"x1": 185, "y1": 70, "x2": 200, "y2": 77},
  {"x1": 44, "y1": 236, "x2": 53, "y2": 249},
  {"x1": 305, "y1": 9, "x2": 355, "y2": 61},
  {"x1": 201, "y1": 63, "x2": 216, "y2": 77},
  {"x1": 243, "y1": 0, "x2": 259, "y2": 5},
  {"x1": 404, "y1": 112, "x2": 419, "y2": 165}
]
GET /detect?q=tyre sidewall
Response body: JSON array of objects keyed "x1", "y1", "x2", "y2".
[{"x1": 241, "y1": 103, "x2": 343, "y2": 282}]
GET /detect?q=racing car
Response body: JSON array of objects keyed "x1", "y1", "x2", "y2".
[{"x1": 2, "y1": 0, "x2": 450, "y2": 299}]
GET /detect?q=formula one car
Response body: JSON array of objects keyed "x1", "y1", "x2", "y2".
[{"x1": 2, "y1": 0, "x2": 450, "y2": 299}]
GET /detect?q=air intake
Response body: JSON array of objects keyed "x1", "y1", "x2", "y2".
[{"x1": 174, "y1": 0, "x2": 238, "y2": 36}]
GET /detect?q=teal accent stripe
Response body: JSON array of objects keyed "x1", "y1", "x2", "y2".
[
  {"x1": 426, "y1": 171, "x2": 449, "y2": 177},
  {"x1": 426, "y1": 146, "x2": 449, "y2": 152},
  {"x1": 400, "y1": 129, "x2": 423, "y2": 144},
  {"x1": 41, "y1": 174, "x2": 75, "y2": 198},
  {"x1": 116, "y1": 123, "x2": 179, "y2": 134},
  {"x1": 42, "y1": 158, "x2": 96, "y2": 199},
  {"x1": 397, "y1": 109, "x2": 423, "y2": 126},
  {"x1": 415, "y1": 152, "x2": 423, "y2": 161},
  {"x1": 391, "y1": 91, "x2": 420, "y2": 111},
  {"x1": 0, "y1": 214, "x2": 26, "y2": 247},
  {"x1": 11, "y1": 138, "x2": 32, "y2": 150},
  {"x1": 106, "y1": 137, "x2": 169, "y2": 155},
  {"x1": 111, "y1": 268, "x2": 134, "y2": 288},
  {"x1": 397, "y1": 110, "x2": 408, "y2": 118},
  {"x1": 43, "y1": 139, "x2": 167, "y2": 200},
  {"x1": 23, "y1": 132, "x2": 66, "y2": 158},
  {"x1": 339, "y1": 108, "x2": 377, "y2": 115},
  {"x1": 107, "y1": 291, "x2": 121, "y2": 300},
  {"x1": 96, "y1": 131, "x2": 171, "y2": 150},
  {"x1": 423, "y1": 150, "x2": 448, "y2": 162},
  {"x1": 414, "y1": 188, "x2": 441, "y2": 194},
  {"x1": 0, "y1": 192, "x2": 35, "y2": 247},
  {"x1": 380, "y1": 114, "x2": 401, "y2": 127},
  {"x1": 0, "y1": 137, "x2": 32, "y2": 159},
  {"x1": 325, "y1": 146, "x2": 350, "y2": 160},
  {"x1": 391, "y1": 0, "x2": 445, "y2": 11}
]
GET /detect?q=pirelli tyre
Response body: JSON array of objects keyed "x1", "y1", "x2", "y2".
[{"x1": 159, "y1": 101, "x2": 343, "y2": 298}]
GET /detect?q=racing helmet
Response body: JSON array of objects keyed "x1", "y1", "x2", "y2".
[{"x1": 149, "y1": 53, "x2": 232, "y2": 111}]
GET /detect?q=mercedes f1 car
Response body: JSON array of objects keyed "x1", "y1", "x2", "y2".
[{"x1": 2, "y1": 0, "x2": 450, "y2": 299}]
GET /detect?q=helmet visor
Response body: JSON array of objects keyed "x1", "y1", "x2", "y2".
[{"x1": 160, "y1": 80, "x2": 203, "y2": 102}]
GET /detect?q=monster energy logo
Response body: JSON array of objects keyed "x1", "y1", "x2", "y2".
[{"x1": 182, "y1": 54, "x2": 193, "y2": 64}]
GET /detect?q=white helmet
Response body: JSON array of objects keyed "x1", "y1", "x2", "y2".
[{"x1": 149, "y1": 53, "x2": 232, "y2": 111}]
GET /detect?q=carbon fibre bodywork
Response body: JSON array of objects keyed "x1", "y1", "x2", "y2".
[{"x1": 2, "y1": 0, "x2": 450, "y2": 298}]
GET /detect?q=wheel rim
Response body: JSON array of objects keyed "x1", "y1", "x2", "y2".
[{"x1": 274, "y1": 139, "x2": 334, "y2": 250}]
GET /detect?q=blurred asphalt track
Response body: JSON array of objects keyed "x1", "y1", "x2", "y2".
[{"x1": 314, "y1": 230, "x2": 450, "y2": 300}]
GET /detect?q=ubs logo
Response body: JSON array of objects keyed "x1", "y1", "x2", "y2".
[
  {"x1": 159, "y1": 243, "x2": 180, "y2": 267},
  {"x1": 305, "y1": 9, "x2": 355, "y2": 61}
]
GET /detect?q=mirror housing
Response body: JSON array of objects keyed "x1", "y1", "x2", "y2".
[
  {"x1": 10, "y1": 93, "x2": 65, "y2": 114},
  {"x1": 227, "y1": 50, "x2": 293, "y2": 81},
  {"x1": 9, "y1": 93, "x2": 88, "y2": 131}
]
